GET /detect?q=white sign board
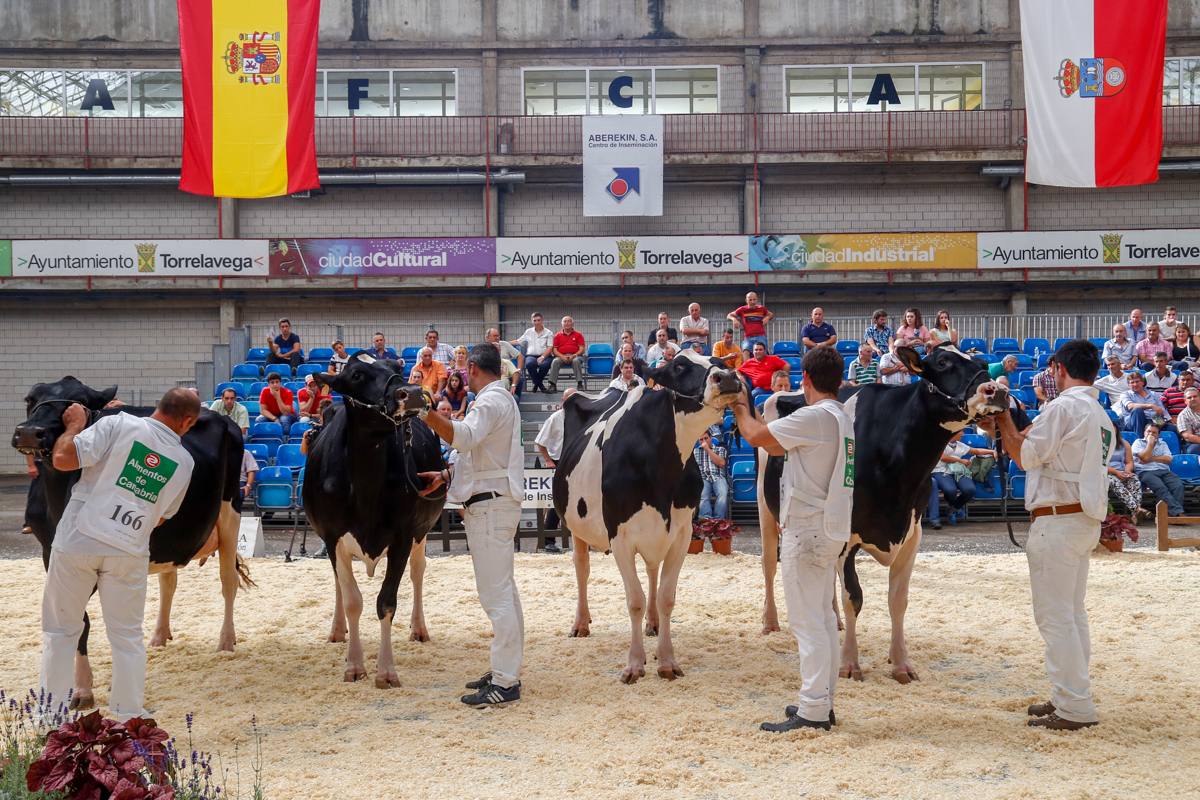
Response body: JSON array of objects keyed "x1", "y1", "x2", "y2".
[
  {"x1": 582, "y1": 115, "x2": 663, "y2": 217},
  {"x1": 12, "y1": 239, "x2": 270, "y2": 277},
  {"x1": 978, "y1": 230, "x2": 1200, "y2": 269},
  {"x1": 445, "y1": 469, "x2": 557, "y2": 510},
  {"x1": 236, "y1": 516, "x2": 266, "y2": 558},
  {"x1": 497, "y1": 236, "x2": 747, "y2": 274}
]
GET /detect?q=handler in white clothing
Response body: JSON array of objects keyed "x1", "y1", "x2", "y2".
[
  {"x1": 419, "y1": 344, "x2": 525, "y2": 707},
  {"x1": 991, "y1": 339, "x2": 1113, "y2": 731},
  {"x1": 533, "y1": 388, "x2": 575, "y2": 552},
  {"x1": 41, "y1": 389, "x2": 198, "y2": 720},
  {"x1": 732, "y1": 347, "x2": 853, "y2": 732}
]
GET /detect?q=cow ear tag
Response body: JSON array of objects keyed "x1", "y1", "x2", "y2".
[{"x1": 356, "y1": 353, "x2": 377, "y2": 365}]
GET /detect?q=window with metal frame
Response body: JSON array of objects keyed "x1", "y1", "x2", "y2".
[
  {"x1": 785, "y1": 63, "x2": 983, "y2": 113},
  {"x1": 523, "y1": 66, "x2": 719, "y2": 115}
]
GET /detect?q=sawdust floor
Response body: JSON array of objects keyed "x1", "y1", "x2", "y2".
[{"x1": 1, "y1": 549, "x2": 1198, "y2": 800}]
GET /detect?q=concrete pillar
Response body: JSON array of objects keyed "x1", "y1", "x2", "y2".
[
  {"x1": 482, "y1": 49, "x2": 499, "y2": 117},
  {"x1": 483, "y1": 297, "x2": 501, "y2": 329},
  {"x1": 743, "y1": 0, "x2": 759, "y2": 38},
  {"x1": 743, "y1": 177, "x2": 761, "y2": 234},
  {"x1": 220, "y1": 299, "x2": 240, "y2": 333},
  {"x1": 743, "y1": 47, "x2": 761, "y2": 114},
  {"x1": 482, "y1": 0, "x2": 497, "y2": 40},
  {"x1": 1004, "y1": 178, "x2": 1027, "y2": 231},
  {"x1": 218, "y1": 197, "x2": 238, "y2": 238},
  {"x1": 483, "y1": 184, "x2": 499, "y2": 237},
  {"x1": 1010, "y1": 291, "x2": 1028, "y2": 316}
]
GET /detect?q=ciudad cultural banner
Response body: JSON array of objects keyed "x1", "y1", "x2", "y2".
[{"x1": 269, "y1": 238, "x2": 496, "y2": 276}]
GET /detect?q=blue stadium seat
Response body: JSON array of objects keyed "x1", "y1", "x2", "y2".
[
  {"x1": 588, "y1": 344, "x2": 614, "y2": 357},
  {"x1": 1036, "y1": 353, "x2": 1052, "y2": 369},
  {"x1": 295, "y1": 468, "x2": 306, "y2": 511},
  {"x1": 836, "y1": 340, "x2": 859, "y2": 355},
  {"x1": 1096, "y1": 392, "x2": 1110, "y2": 408},
  {"x1": 255, "y1": 468, "x2": 294, "y2": 512},
  {"x1": 214, "y1": 381, "x2": 244, "y2": 400},
  {"x1": 731, "y1": 460, "x2": 757, "y2": 503},
  {"x1": 789, "y1": 374, "x2": 803, "y2": 390},
  {"x1": 1160, "y1": 430, "x2": 1181, "y2": 455},
  {"x1": 1013, "y1": 354, "x2": 1035, "y2": 369},
  {"x1": 782, "y1": 356, "x2": 803, "y2": 372},
  {"x1": 284, "y1": 380, "x2": 305, "y2": 395},
  {"x1": 960, "y1": 433, "x2": 991, "y2": 449},
  {"x1": 307, "y1": 347, "x2": 333, "y2": 363},
  {"x1": 231, "y1": 363, "x2": 261, "y2": 381},
  {"x1": 1089, "y1": 338, "x2": 1108, "y2": 350},
  {"x1": 288, "y1": 419, "x2": 313, "y2": 442},
  {"x1": 275, "y1": 443, "x2": 306, "y2": 472},
  {"x1": 1023, "y1": 338, "x2": 1051, "y2": 357},
  {"x1": 244, "y1": 443, "x2": 270, "y2": 469},
  {"x1": 248, "y1": 381, "x2": 267, "y2": 397},
  {"x1": 754, "y1": 393, "x2": 770, "y2": 410},
  {"x1": 1104, "y1": 408, "x2": 1117, "y2": 425},
  {"x1": 973, "y1": 466, "x2": 1004, "y2": 500},
  {"x1": 1015, "y1": 369, "x2": 1037, "y2": 388},
  {"x1": 991, "y1": 338, "x2": 1019, "y2": 354},
  {"x1": 248, "y1": 421, "x2": 284, "y2": 458},
  {"x1": 245, "y1": 347, "x2": 270, "y2": 364},
  {"x1": 296, "y1": 363, "x2": 324, "y2": 379},
  {"x1": 1120, "y1": 430, "x2": 1138, "y2": 446},
  {"x1": 1009, "y1": 475, "x2": 1026, "y2": 500},
  {"x1": 1053, "y1": 338, "x2": 1073, "y2": 352},
  {"x1": 1014, "y1": 388, "x2": 1038, "y2": 408},
  {"x1": 960, "y1": 337, "x2": 987, "y2": 354},
  {"x1": 842, "y1": 356, "x2": 856, "y2": 373},
  {"x1": 401, "y1": 346, "x2": 421, "y2": 362},
  {"x1": 243, "y1": 400, "x2": 260, "y2": 416},
  {"x1": 586, "y1": 344, "x2": 615, "y2": 376},
  {"x1": 728, "y1": 435, "x2": 754, "y2": 456},
  {"x1": 721, "y1": 411, "x2": 734, "y2": 433},
  {"x1": 1171, "y1": 454, "x2": 1200, "y2": 484},
  {"x1": 772, "y1": 341, "x2": 800, "y2": 356}
]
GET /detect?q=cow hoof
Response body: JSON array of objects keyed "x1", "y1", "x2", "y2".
[
  {"x1": 148, "y1": 631, "x2": 173, "y2": 648},
  {"x1": 644, "y1": 623, "x2": 658, "y2": 637},
  {"x1": 569, "y1": 625, "x2": 590, "y2": 638},
  {"x1": 217, "y1": 633, "x2": 236, "y2": 652},
  {"x1": 761, "y1": 622, "x2": 780, "y2": 635},
  {"x1": 619, "y1": 667, "x2": 645, "y2": 684},
  {"x1": 343, "y1": 668, "x2": 367, "y2": 683},
  {"x1": 69, "y1": 691, "x2": 95, "y2": 711},
  {"x1": 892, "y1": 668, "x2": 920, "y2": 684},
  {"x1": 328, "y1": 630, "x2": 347, "y2": 643},
  {"x1": 657, "y1": 665, "x2": 685, "y2": 680},
  {"x1": 409, "y1": 629, "x2": 430, "y2": 643},
  {"x1": 839, "y1": 664, "x2": 864, "y2": 682},
  {"x1": 374, "y1": 674, "x2": 401, "y2": 689}
]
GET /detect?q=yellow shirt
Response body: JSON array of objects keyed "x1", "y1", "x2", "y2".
[{"x1": 712, "y1": 340, "x2": 744, "y2": 369}]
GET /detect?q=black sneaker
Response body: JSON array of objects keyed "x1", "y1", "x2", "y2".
[
  {"x1": 461, "y1": 681, "x2": 521, "y2": 708},
  {"x1": 542, "y1": 543, "x2": 562, "y2": 554},
  {"x1": 465, "y1": 671, "x2": 492, "y2": 690},
  {"x1": 761, "y1": 711, "x2": 830, "y2": 733},
  {"x1": 786, "y1": 705, "x2": 836, "y2": 726}
]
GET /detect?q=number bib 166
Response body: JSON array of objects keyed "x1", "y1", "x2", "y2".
[{"x1": 77, "y1": 439, "x2": 178, "y2": 555}]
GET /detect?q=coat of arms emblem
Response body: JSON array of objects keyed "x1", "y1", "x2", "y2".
[{"x1": 225, "y1": 32, "x2": 282, "y2": 85}]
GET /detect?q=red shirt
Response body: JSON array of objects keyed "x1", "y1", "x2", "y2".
[
  {"x1": 553, "y1": 329, "x2": 585, "y2": 356},
  {"x1": 738, "y1": 355, "x2": 788, "y2": 390},
  {"x1": 298, "y1": 386, "x2": 330, "y2": 416},
  {"x1": 734, "y1": 305, "x2": 769, "y2": 337},
  {"x1": 258, "y1": 386, "x2": 295, "y2": 417}
]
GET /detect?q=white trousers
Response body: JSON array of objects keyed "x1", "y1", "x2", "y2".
[
  {"x1": 464, "y1": 497, "x2": 525, "y2": 688},
  {"x1": 41, "y1": 549, "x2": 149, "y2": 721},
  {"x1": 1026, "y1": 514, "x2": 1101, "y2": 724},
  {"x1": 780, "y1": 511, "x2": 845, "y2": 723}
]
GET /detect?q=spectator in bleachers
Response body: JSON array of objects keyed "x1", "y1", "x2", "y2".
[
  {"x1": 1115, "y1": 372, "x2": 1167, "y2": 432},
  {"x1": 1170, "y1": 322, "x2": 1199, "y2": 370},
  {"x1": 647, "y1": 328, "x2": 681, "y2": 365},
  {"x1": 879, "y1": 337, "x2": 911, "y2": 386},
  {"x1": 770, "y1": 369, "x2": 791, "y2": 394},
  {"x1": 450, "y1": 345, "x2": 471, "y2": 385},
  {"x1": 618, "y1": 330, "x2": 648, "y2": 362},
  {"x1": 423, "y1": 329, "x2": 455, "y2": 366},
  {"x1": 1159, "y1": 306, "x2": 1180, "y2": 339},
  {"x1": 256, "y1": 371, "x2": 295, "y2": 434},
  {"x1": 1161, "y1": 369, "x2": 1194, "y2": 425},
  {"x1": 646, "y1": 312, "x2": 679, "y2": 347},
  {"x1": 533, "y1": 389, "x2": 577, "y2": 553},
  {"x1": 300, "y1": 399, "x2": 335, "y2": 456},
  {"x1": 1133, "y1": 423, "x2": 1186, "y2": 517},
  {"x1": 1126, "y1": 308, "x2": 1147, "y2": 345},
  {"x1": 1106, "y1": 437, "x2": 1144, "y2": 519},
  {"x1": 438, "y1": 372, "x2": 470, "y2": 420},
  {"x1": 896, "y1": 308, "x2": 930, "y2": 354},
  {"x1": 297, "y1": 373, "x2": 333, "y2": 421},
  {"x1": 1135, "y1": 322, "x2": 1172, "y2": 368},
  {"x1": 988, "y1": 354, "x2": 1019, "y2": 381},
  {"x1": 609, "y1": 359, "x2": 646, "y2": 392},
  {"x1": 209, "y1": 387, "x2": 249, "y2": 434},
  {"x1": 408, "y1": 366, "x2": 425, "y2": 392},
  {"x1": 694, "y1": 425, "x2": 729, "y2": 520},
  {"x1": 237, "y1": 446, "x2": 258, "y2": 512},
  {"x1": 738, "y1": 341, "x2": 788, "y2": 391},
  {"x1": 995, "y1": 376, "x2": 1033, "y2": 431},
  {"x1": 1144, "y1": 352, "x2": 1178, "y2": 395},
  {"x1": 727, "y1": 291, "x2": 773, "y2": 355},
  {"x1": 1094, "y1": 355, "x2": 1132, "y2": 401},
  {"x1": 414, "y1": 347, "x2": 448, "y2": 395},
  {"x1": 267, "y1": 318, "x2": 304, "y2": 371},
  {"x1": 328, "y1": 340, "x2": 350, "y2": 374},
  {"x1": 847, "y1": 343, "x2": 878, "y2": 386},
  {"x1": 864, "y1": 309, "x2": 894, "y2": 358},
  {"x1": 487, "y1": 328, "x2": 524, "y2": 397},
  {"x1": 497, "y1": 347, "x2": 522, "y2": 399},
  {"x1": 368, "y1": 332, "x2": 402, "y2": 366},
  {"x1": 712, "y1": 328, "x2": 744, "y2": 369},
  {"x1": 800, "y1": 307, "x2": 837, "y2": 353},
  {"x1": 679, "y1": 303, "x2": 710, "y2": 350},
  {"x1": 1032, "y1": 356, "x2": 1059, "y2": 406},
  {"x1": 1177, "y1": 387, "x2": 1200, "y2": 455},
  {"x1": 930, "y1": 309, "x2": 959, "y2": 347},
  {"x1": 926, "y1": 430, "x2": 995, "y2": 528},
  {"x1": 1102, "y1": 323, "x2": 1137, "y2": 370},
  {"x1": 548, "y1": 315, "x2": 585, "y2": 391},
  {"x1": 611, "y1": 343, "x2": 648, "y2": 378},
  {"x1": 515, "y1": 312, "x2": 555, "y2": 394}
]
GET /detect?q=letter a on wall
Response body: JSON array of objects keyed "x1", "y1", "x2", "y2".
[{"x1": 866, "y1": 73, "x2": 901, "y2": 106}]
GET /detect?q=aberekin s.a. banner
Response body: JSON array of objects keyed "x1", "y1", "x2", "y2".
[
  {"x1": 749, "y1": 234, "x2": 978, "y2": 271},
  {"x1": 270, "y1": 239, "x2": 496, "y2": 276},
  {"x1": 582, "y1": 115, "x2": 664, "y2": 217},
  {"x1": 979, "y1": 230, "x2": 1200, "y2": 269},
  {"x1": 497, "y1": 237, "x2": 745, "y2": 273},
  {"x1": 11, "y1": 240, "x2": 269, "y2": 276},
  {"x1": 1019, "y1": 0, "x2": 1167, "y2": 187}
]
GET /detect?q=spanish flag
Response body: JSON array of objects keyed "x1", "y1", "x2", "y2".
[{"x1": 178, "y1": 0, "x2": 320, "y2": 198}]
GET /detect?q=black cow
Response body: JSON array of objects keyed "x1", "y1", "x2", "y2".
[
  {"x1": 759, "y1": 345, "x2": 1007, "y2": 682},
  {"x1": 12, "y1": 377, "x2": 248, "y2": 709},
  {"x1": 302, "y1": 354, "x2": 446, "y2": 688},
  {"x1": 554, "y1": 349, "x2": 745, "y2": 683}
]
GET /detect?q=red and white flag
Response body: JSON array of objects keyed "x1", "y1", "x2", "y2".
[{"x1": 1020, "y1": 0, "x2": 1167, "y2": 188}]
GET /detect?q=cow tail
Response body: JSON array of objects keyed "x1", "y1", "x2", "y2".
[
  {"x1": 842, "y1": 544, "x2": 863, "y2": 617},
  {"x1": 235, "y1": 553, "x2": 256, "y2": 589}
]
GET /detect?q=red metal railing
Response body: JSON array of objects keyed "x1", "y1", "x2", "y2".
[{"x1": 2, "y1": 108, "x2": 1198, "y2": 163}]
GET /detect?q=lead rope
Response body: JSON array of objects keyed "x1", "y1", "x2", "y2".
[{"x1": 999, "y1": 448, "x2": 1023, "y2": 549}]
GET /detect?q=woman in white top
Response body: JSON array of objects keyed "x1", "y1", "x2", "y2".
[
  {"x1": 608, "y1": 358, "x2": 646, "y2": 391},
  {"x1": 927, "y1": 430, "x2": 995, "y2": 529},
  {"x1": 328, "y1": 340, "x2": 350, "y2": 374},
  {"x1": 929, "y1": 309, "x2": 958, "y2": 347}
]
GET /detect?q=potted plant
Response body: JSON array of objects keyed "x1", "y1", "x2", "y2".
[
  {"x1": 689, "y1": 518, "x2": 711, "y2": 554},
  {"x1": 1099, "y1": 512, "x2": 1139, "y2": 552}
]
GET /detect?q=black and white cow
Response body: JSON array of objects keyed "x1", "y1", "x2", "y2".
[
  {"x1": 759, "y1": 344, "x2": 1007, "y2": 682},
  {"x1": 12, "y1": 377, "x2": 248, "y2": 709},
  {"x1": 302, "y1": 355, "x2": 446, "y2": 688},
  {"x1": 554, "y1": 349, "x2": 745, "y2": 683}
]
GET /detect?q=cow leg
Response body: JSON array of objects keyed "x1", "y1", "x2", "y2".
[
  {"x1": 72, "y1": 612, "x2": 95, "y2": 711},
  {"x1": 334, "y1": 540, "x2": 366, "y2": 682},
  {"x1": 654, "y1": 531, "x2": 688, "y2": 680},
  {"x1": 216, "y1": 503, "x2": 241, "y2": 652},
  {"x1": 149, "y1": 571, "x2": 177, "y2": 647},
  {"x1": 839, "y1": 550, "x2": 865, "y2": 681},
  {"x1": 374, "y1": 540, "x2": 411, "y2": 689},
  {"x1": 612, "y1": 537, "x2": 646, "y2": 684},
  {"x1": 888, "y1": 520, "x2": 922, "y2": 684},
  {"x1": 644, "y1": 558, "x2": 660, "y2": 637},
  {"x1": 760, "y1": 503, "x2": 781, "y2": 634},
  {"x1": 408, "y1": 538, "x2": 430, "y2": 642},
  {"x1": 327, "y1": 539, "x2": 347, "y2": 643},
  {"x1": 570, "y1": 535, "x2": 591, "y2": 638}
]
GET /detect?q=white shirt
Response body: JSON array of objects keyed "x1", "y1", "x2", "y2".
[
  {"x1": 878, "y1": 352, "x2": 908, "y2": 386},
  {"x1": 608, "y1": 375, "x2": 646, "y2": 392},
  {"x1": 534, "y1": 409, "x2": 565, "y2": 462},
  {"x1": 1020, "y1": 385, "x2": 1115, "y2": 518},
  {"x1": 933, "y1": 440, "x2": 971, "y2": 474},
  {"x1": 1143, "y1": 368, "x2": 1177, "y2": 393},
  {"x1": 678, "y1": 315, "x2": 710, "y2": 345},
  {"x1": 448, "y1": 379, "x2": 523, "y2": 503},
  {"x1": 518, "y1": 327, "x2": 554, "y2": 358},
  {"x1": 239, "y1": 448, "x2": 258, "y2": 483},
  {"x1": 767, "y1": 403, "x2": 840, "y2": 513},
  {"x1": 56, "y1": 414, "x2": 194, "y2": 558},
  {"x1": 328, "y1": 352, "x2": 350, "y2": 374},
  {"x1": 1093, "y1": 371, "x2": 1130, "y2": 400},
  {"x1": 1159, "y1": 318, "x2": 1180, "y2": 339},
  {"x1": 1132, "y1": 436, "x2": 1172, "y2": 473},
  {"x1": 647, "y1": 341, "x2": 681, "y2": 363}
]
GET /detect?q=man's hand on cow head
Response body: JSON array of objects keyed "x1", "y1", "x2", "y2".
[
  {"x1": 417, "y1": 470, "x2": 446, "y2": 496},
  {"x1": 61, "y1": 403, "x2": 88, "y2": 433}
]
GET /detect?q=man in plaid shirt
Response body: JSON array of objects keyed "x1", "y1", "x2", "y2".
[
  {"x1": 1033, "y1": 357, "x2": 1059, "y2": 406},
  {"x1": 694, "y1": 424, "x2": 729, "y2": 519}
]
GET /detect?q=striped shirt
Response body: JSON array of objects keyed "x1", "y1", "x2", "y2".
[{"x1": 848, "y1": 360, "x2": 878, "y2": 385}]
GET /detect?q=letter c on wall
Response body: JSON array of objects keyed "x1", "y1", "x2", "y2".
[{"x1": 608, "y1": 76, "x2": 634, "y2": 109}]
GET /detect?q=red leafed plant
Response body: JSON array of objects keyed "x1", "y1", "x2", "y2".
[
  {"x1": 1100, "y1": 513, "x2": 1139, "y2": 543},
  {"x1": 692, "y1": 517, "x2": 741, "y2": 541},
  {"x1": 26, "y1": 710, "x2": 173, "y2": 799}
]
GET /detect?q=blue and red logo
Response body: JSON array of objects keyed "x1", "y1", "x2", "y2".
[{"x1": 606, "y1": 167, "x2": 641, "y2": 202}]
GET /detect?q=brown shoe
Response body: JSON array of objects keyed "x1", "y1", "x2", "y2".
[
  {"x1": 1027, "y1": 713, "x2": 1097, "y2": 731},
  {"x1": 1026, "y1": 700, "x2": 1055, "y2": 717}
]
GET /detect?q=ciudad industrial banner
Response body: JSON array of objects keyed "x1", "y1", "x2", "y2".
[
  {"x1": 10, "y1": 240, "x2": 269, "y2": 277},
  {"x1": 978, "y1": 230, "x2": 1200, "y2": 269},
  {"x1": 749, "y1": 233, "x2": 978, "y2": 271},
  {"x1": 496, "y1": 236, "x2": 746, "y2": 273},
  {"x1": 269, "y1": 238, "x2": 496, "y2": 276}
]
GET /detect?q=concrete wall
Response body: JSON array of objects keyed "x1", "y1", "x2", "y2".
[
  {"x1": 1027, "y1": 177, "x2": 1200, "y2": 232},
  {"x1": 370, "y1": 0, "x2": 482, "y2": 41},
  {"x1": 0, "y1": 187, "x2": 218, "y2": 238},
  {"x1": 238, "y1": 186, "x2": 484, "y2": 238},
  {"x1": 757, "y1": 0, "x2": 1013, "y2": 37},
  {"x1": 502, "y1": 183, "x2": 743, "y2": 236}
]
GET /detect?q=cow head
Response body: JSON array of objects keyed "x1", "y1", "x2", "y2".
[
  {"x1": 316, "y1": 354, "x2": 427, "y2": 425},
  {"x1": 646, "y1": 349, "x2": 746, "y2": 412},
  {"x1": 12, "y1": 377, "x2": 118, "y2": 457},
  {"x1": 895, "y1": 344, "x2": 1008, "y2": 429}
]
